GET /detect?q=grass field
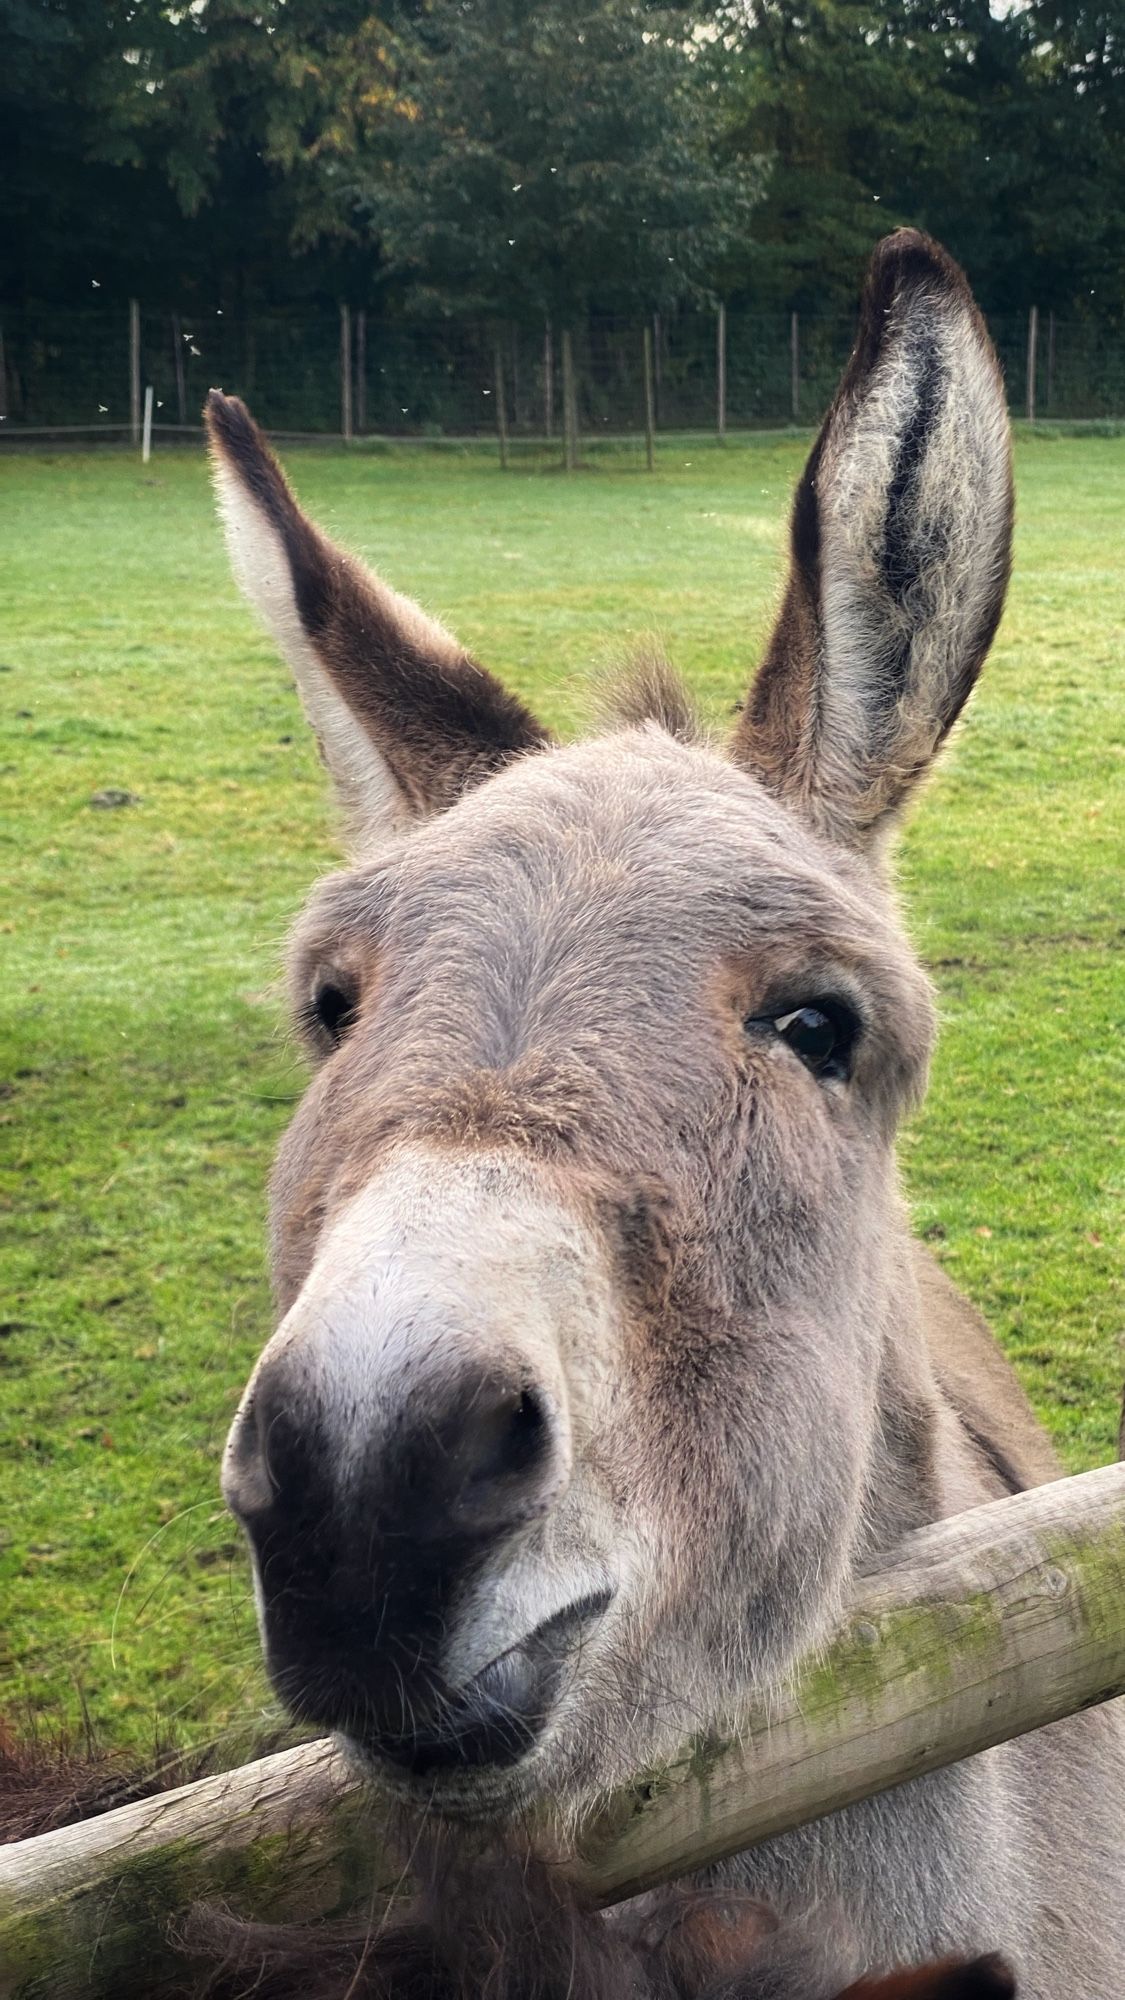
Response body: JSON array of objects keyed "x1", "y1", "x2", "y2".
[{"x1": 2, "y1": 431, "x2": 1122, "y2": 1761}]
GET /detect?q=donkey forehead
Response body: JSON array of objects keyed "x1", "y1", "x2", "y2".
[{"x1": 303, "y1": 728, "x2": 912, "y2": 985}]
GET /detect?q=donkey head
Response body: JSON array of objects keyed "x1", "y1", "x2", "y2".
[{"x1": 213, "y1": 232, "x2": 1011, "y2": 1818}]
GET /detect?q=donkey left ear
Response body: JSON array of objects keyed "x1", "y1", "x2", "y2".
[
  {"x1": 206, "y1": 391, "x2": 551, "y2": 851},
  {"x1": 733, "y1": 231, "x2": 1013, "y2": 849}
]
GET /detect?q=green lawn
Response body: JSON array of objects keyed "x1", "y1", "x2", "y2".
[{"x1": 2, "y1": 432, "x2": 1122, "y2": 1758}]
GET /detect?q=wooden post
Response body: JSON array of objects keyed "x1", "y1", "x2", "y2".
[
  {"x1": 652, "y1": 312, "x2": 662, "y2": 425},
  {"x1": 1046, "y1": 309, "x2": 1056, "y2": 414},
  {"x1": 141, "y1": 384, "x2": 154, "y2": 463},
  {"x1": 129, "y1": 298, "x2": 141, "y2": 446},
  {"x1": 493, "y1": 340, "x2": 509, "y2": 470},
  {"x1": 1027, "y1": 305, "x2": 1039, "y2": 423},
  {"x1": 340, "y1": 303, "x2": 353, "y2": 441},
  {"x1": 3, "y1": 1462, "x2": 1124, "y2": 1999},
  {"x1": 642, "y1": 323, "x2": 656, "y2": 472},
  {"x1": 544, "y1": 324, "x2": 554, "y2": 440},
  {"x1": 561, "y1": 327, "x2": 578, "y2": 472},
  {"x1": 171, "y1": 315, "x2": 186, "y2": 427},
  {"x1": 355, "y1": 309, "x2": 367, "y2": 436},
  {"x1": 716, "y1": 302, "x2": 727, "y2": 444},
  {"x1": 790, "y1": 308, "x2": 799, "y2": 423}
]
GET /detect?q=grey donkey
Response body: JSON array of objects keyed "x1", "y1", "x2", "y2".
[{"x1": 207, "y1": 232, "x2": 1124, "y2": 1997}]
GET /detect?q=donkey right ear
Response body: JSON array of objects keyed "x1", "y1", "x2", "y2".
[
  {"x1": 206, "y1": 392, "x2": 550, "y2": 850},
  {"x1": 733, "y1": 232, "x2": 1013, "y2": 851}
]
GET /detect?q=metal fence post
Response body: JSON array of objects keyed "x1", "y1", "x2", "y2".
[
  {"x1": 790, "y1": 309, "x2": 799, "y2": 423},
  {"x1": 510, "y1": 326, "x2": 523, "y2": 432},
  {"x1": 129, "y1": 299, "x2": 141, "y2": 444},
  {"x1": 171, "y1": 315, "x2": 186, "y2": 427},
  {"x1": 1027, "y1": 305, "x2": 1039, "y2": 422},
  {"x1": 544, "y1": 324, "x2": 554, "y2": 441}
]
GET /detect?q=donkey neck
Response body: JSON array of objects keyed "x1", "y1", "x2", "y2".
[{"x1": 714, "y1": 1253, "x2": 1038, "y2": 1981}]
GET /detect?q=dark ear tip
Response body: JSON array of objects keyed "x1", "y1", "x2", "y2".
[
  {"x1": 865, "y1": 229, "x2": 972, "y2": 311},
  {"x1": 203, "y1": 387, "x2": 259, "y2": 453},
  {"x1": 960, "y1": 1954, "x2": 1018, "y2": 1998},
  {"x1": 872, "y1": 225, "x2": 938, "y2": 263}
]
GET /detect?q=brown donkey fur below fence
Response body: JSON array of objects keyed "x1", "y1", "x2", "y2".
[
  {"x1": 180, "y1": 1844, "x2": 1019, "y2": 2000},
  {"x1": 194, "y1": 230, "x2": 1125, "y2": 1999}
]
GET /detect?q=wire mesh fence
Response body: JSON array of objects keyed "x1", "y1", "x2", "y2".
[{"x1": 2, "y1": 302, "x2": 1122, "y2": 452}]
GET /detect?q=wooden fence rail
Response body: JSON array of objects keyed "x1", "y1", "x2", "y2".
[{"x1": 3, "y1": 1461, "x2": 1125, "y2": 1999}]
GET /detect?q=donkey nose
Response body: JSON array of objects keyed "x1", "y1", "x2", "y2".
[
  {"x1": 223, "y1": 1350, "x2": 570, "y2": 1756},
  {"x1": 223, "y1": 1356, "x2": 562, "y2": 1545}
]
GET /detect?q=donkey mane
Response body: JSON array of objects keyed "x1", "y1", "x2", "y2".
[{"x1": 597, "y1": 646, "x2": 704, "y2": 744}]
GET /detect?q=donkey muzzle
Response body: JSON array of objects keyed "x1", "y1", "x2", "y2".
[
  {"x1": 224, "y1": 1338, "x2": 573, "y2": 1761},
  {"x1": 221, "y1": 1150, "x2": 611, "y2": 1772}
]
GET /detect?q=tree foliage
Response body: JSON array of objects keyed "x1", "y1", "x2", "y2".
[
  {"x1": 2, "y1": 0, "x2": 1122, "y2": 317},
  {"x1": 355, "y1": 0, "x2": 757, "y2": 323},
  {"x1": 717, "y1": 0, "x2": 1125, "y2": 314}
]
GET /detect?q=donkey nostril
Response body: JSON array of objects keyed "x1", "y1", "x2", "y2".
[
  {"x1": 465, "y1": 1383, "x2": 544, "y2": 1478},
  {"x1": 507, "y1": 1387, "x2": 548, "y2": 1473},
  {"x1": 449, "y1": 1379, "x2": 555, "y2": 1525},
  {"x1": 224, "y1": 1370, "x2": 312, "y2": 1525},
  {"x1": 223, "y1": 1392, "x2": 278, "y2": 1523},
  {"x1": 510, "y1": 1392, "x2": 548, "y2": 1472}
]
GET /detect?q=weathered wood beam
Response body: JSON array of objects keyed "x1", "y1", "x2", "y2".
[{"x1": 3, "y1": 1462, "x2": 1124, "y2": 1999}]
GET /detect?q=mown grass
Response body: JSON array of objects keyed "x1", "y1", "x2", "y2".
[{"x1": 1, "y1": 430, "x2": 1122, "y2": 1757}]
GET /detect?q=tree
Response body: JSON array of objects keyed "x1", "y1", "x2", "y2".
[
  {"x1": 91, "y1": 0, "x2": 406, "y2": 311},
  {"x1": 0, "y1": 0, "x2": 181, "y2": 306},
  {"x1": 717, "y1": 1, "x2": 993, "y2": 312},
  {"x1": 355, "y1": 0, "x2": 758, "y2": 324},
  {"x1": 717, "y1": 0, "x2": 1125, "y2": 318},
  {"x1": 0, "y1": 0, "x2": 411, "y2": 311},
  {"x1": 1018, "y1": 1, "x2": 1125, "y2": 314},
  {"x1": 4, "y1": 0, "x2": 1121, "y2": 324}
]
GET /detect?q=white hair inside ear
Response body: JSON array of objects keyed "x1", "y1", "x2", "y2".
[
  {"x1": 206, "y1": 389, "x2": 548, "y2": 850},
  {"x1": 733, "y1": 232, "x2": 1012, "y2": 851},
  {"x1": 212, "y1": 452, "x2": 411, "y2": 853}
]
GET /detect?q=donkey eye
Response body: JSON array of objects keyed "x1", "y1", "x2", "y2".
[
  {"x1": 310, "y1": 981, "x2": 358, "y2": 1048},
  {"x1": 745, "y1": 999, "x2": 860, "y2": 1082},
  {"x1": 773, "y1": 1003, "x2": 857, "y2": 1080}
]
